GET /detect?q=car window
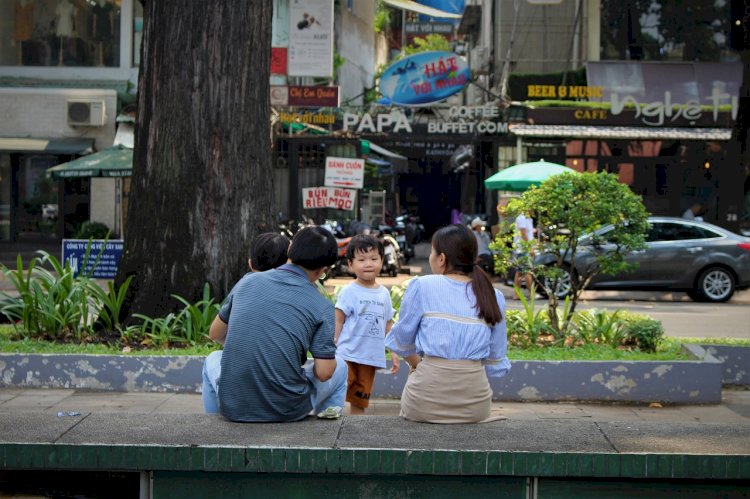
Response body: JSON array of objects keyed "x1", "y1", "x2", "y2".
[{"x1": 648, "y1": 222, "x2": 722, "y2": 242}]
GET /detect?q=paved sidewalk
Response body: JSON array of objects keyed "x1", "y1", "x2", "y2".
[{"x1": 1, "y1": 387, "x2": 748, "y2": 424}]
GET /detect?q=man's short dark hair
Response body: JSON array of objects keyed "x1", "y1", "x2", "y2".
[
  {"x1": 346, "y1": 234, "x2": 384, "y2": 261},
  {"x1": 288, "y1": 226, "x2": 338, "y2": 270},
  {"x1": 251, "y1": 233, "x2": 290, "y2": 271}
]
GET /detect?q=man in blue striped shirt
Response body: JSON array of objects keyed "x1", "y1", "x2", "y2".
[{"x1": 202, "y1": 226, "x2": 347, "y2": 422}]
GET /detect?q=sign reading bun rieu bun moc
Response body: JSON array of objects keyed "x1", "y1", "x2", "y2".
[{"x1": 379, "y1": 51, "x2": 469, "y2": 106}]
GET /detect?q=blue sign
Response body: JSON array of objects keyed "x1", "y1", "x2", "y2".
[
  {"x1": 62, "y1": 239, "x2": 124, "y2": 279},
  {"x1": 379, "y1": 51, "x2": 469, "y2": 106}
]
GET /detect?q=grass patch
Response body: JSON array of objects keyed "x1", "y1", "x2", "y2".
[
  {"x1": 0, "y1": 325, "x2": 218, "y2": 356},
  {"x1": 507, "y1": 338, "x2": 688, "y2": 361},
  {"x1": 675, "y1": 337, "x2": 750, "y2": 347},
  {"x1": 1, "y1": 325, "x2": 705, "y2": 361}
]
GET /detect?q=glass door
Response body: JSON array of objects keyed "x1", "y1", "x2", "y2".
[{"x1": 16, "y1": 155, "x2": 58, "y2": 242}]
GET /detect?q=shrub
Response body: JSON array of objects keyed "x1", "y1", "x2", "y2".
[
  {"x1": 619, "y1": 314, "x2": 664, "y2": 353},
  {"x1": 74, "y1": 221, "x2": 111, "y2": 239}
]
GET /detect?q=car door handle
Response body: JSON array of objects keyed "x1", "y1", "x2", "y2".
[{"x1": 687, "y1": 247, "x2": 703, "y2": 253}]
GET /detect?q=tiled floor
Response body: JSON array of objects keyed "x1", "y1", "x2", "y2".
[{"x1": 1, "y1": 388, "x2": 748, "y2": 423}]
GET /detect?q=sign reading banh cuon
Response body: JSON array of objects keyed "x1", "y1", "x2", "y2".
[
  {"x1": 379, "y1": 51, "x2": 470, "y2": 106},
  {"x1": 325, "y1": 156, "x2": 365, "y2": 189}
]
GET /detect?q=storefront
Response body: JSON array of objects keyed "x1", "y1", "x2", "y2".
[
  {"x1": 509, "y1": 61, "x2": 745, "y2": 233},
  {"x1": 0, "y1": 137, "x2": 94, "y2": 243}
]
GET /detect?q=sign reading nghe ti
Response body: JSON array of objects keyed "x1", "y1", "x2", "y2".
[
  {"x1": 379, "y1": 51, "x2": 469, "y2": 106},
  {"x1": 324, "y1": 156, "x2": 364, "y2": 189}
]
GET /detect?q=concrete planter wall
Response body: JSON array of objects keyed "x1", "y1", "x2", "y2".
[
  {"x1": 698, "y1": 344, "x2": 749, "y2": 385},
  {"x1": 374, "y1": 344, "x2": 723, "y2": 404},
  {"x1": 1, "y1": 343, "x2": 738, "y2": 404}
]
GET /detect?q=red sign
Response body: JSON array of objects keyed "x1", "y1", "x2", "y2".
[
  {"x1": 302, "y1": 187, "x2": 356, "y2": 210},
  {"x1": 288, "y1": 86, "x2": 340, "y2": 108},
  {"x1": 271, "y1": 47, "x2": 288, "y2": 75}
]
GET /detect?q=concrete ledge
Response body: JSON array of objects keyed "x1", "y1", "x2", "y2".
[
  {"x1": 0, "y1": 349, "x2": 725, "y2": 403},
  {"x1": 1, "y1": 413, "x2": 747, "y2": 497},
  {"x1": 0, "y1": 413, "x2": 748, "y2": 479}
]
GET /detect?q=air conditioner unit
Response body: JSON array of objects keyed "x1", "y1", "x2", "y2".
[{"x1": 67, "y1": 99, "x2": 106, "y2": 126}]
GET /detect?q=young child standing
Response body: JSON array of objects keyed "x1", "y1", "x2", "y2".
[{"x1": 335, "y1": 234, "x2": 400, "y2": 415}]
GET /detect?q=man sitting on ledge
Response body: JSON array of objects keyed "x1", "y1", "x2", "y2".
[{"x1": 202, "y1": 226, "x2": 347, "y2": 422}]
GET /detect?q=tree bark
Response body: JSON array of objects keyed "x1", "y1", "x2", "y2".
[{"x1": 116, "y1": 1, "x2": 274, "y2": 319}]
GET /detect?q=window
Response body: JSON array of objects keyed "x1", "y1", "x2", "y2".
[
  {"x1": 648, "y1": 222, "x2": 721, "y2": 242},
  {"x1": 600, "y1": 0, "x2": 735, "y2": 62},
  {"x1": 2, "y1": 0, "x2": 121, "y2": 67}
]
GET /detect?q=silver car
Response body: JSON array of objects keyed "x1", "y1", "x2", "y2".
[{"x1": 539, "y1": 217, "x2": 750, "y2": 302}]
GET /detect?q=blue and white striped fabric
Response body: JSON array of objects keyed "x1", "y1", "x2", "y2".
[{"x1": 385, "y1": 275, "x2": 511, "y2": 378}]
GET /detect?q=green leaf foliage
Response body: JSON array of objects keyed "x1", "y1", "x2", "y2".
[{"x1": 491, "y1": 171, "x2": 650, "y2": 334}]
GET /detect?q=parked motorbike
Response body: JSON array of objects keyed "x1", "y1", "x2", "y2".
[
  {"x1": 393, "y1": 215, "x2": 415, "y2": 263},
  {"x1": 279, "y1": 215, "x2": 315, "y2": 239},
  {"x1": 374, "y1": 225, "x2": 404, "y2": 277}
]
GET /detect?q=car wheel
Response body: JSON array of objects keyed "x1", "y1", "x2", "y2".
[
  {"x1": 539, "y1": 265, "x2": 574, "y2": 299},
  {"x1": 695, "y1": 267, "x2": 735, "y2": 302}
]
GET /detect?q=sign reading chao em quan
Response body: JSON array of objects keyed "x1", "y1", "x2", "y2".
[
  {"x1": 62, "y1": 239, "x2": 124, "y2": 279},
  {"x1": 379, "y1": 51, "x2": 470, "y2": 106},
  {"x1": 302, "y1": 187, "x2": 356, "y2": 210},
  {"x1": 324, "y1": 156, "x2": 364, "y2": 189}
]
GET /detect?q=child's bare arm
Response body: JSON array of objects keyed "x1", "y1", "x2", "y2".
[
  {"x1": 334, "y1": 308, "x2": 346, "y2": 345},
  {"x1": 385, "y1": 319, "x2": 399, "y2": 373}
]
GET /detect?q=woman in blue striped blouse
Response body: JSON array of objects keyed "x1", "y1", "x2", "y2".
[{"x1": 385, "y1": 223, "x2": 511, "y2": 423}]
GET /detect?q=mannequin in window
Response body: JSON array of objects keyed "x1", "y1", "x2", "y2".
[
  {"x1": 55, "y1": 0, "x2": 76, "y2": 65},
  {"x1": 92, "y1": 0, "x2": 114, "y2": 66},
  {"x1": 14, "y1": 0, "x2": 35, "y2": 65}
]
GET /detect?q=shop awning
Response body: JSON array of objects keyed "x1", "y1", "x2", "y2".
[
  {"x1": 46, "y1": 145, "x2": 132, "y2": 179},
  {"x1": 0, "y1": 137, "x2": 95, "y2": 154},
  {"x1": 381, "y1": 0, "x2": 462, "y2": 19},
  {"x1": 509, "y1": 124, "x2": 732, "y2": 141},
  {"x1": 361, "y1": 140, "x2": 409, "y2": 173}
]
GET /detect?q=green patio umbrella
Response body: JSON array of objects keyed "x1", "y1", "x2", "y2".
[
  {"x1": 46, "y1": 145, "x2": 132, "y2": 179},
  {"x1": 484, "y1": 159, "x2": 576, "y2": 192}
]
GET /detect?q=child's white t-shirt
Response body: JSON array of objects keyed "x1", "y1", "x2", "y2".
[{"x1": 335, "y1": 282, "x2": 395, "y2": 368}]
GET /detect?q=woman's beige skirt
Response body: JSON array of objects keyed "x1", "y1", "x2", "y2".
[{"x1": 400, "y1": 355, "x2": 501, "y2": 424}]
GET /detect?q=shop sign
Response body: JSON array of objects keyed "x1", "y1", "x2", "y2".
[
  {"x1": 271, "y1": 86, "x2": 289, "y2": 106},
  {"x1": 342, "y1": 105, "x2": 508, "y2": 135},
  {"x1": 302, "y1": 186, "x2": 356, "y2": 210},
  {"x1": 288, "y1": 85, "x2": 339, "y2": 107},
  {"x1": 271, "y1": 47, "x2": 288, "y2": 75},
  {"x1": 288, "y1": 0, "x2": 334, "y2": 77},
  {"x1": 324, "y1": 157, "x2": 364, "y2": 189},
  {"x1": 279, "y1": 111, "x2": 335, "y2": 125},
  {"x1": 609, "y1": 84, "x2": 739, "y2": 126},
  {"x1": 379, "y1": 51, "x2": 469, "y2": 106},
  {"x1": 62, "y1": 239, "x2": 123, "y2": 279},
  {"x1": 404, "y1": 22, "x2": 454, "y2": 35},
  {"x1": 527, "y1": 85, "x2": 603, "y2": 99}
]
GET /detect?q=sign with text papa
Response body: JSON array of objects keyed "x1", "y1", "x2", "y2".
[
  {"x1": 324, "y1": 156, "x2": 364, "y2": 189},
  {"x1": 303, "y1": 187, "x2": 356, "y2": 211}
]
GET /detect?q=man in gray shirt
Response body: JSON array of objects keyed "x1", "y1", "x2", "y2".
[{"x1": 202, "y1": 226, "x2": 347, "y2": 422}]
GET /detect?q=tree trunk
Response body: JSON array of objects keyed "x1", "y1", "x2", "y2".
[{"x1": 115, "y1": 2, "x2": 274, "y2": 319}]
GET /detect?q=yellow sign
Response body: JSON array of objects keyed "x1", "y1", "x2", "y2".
[
  {"x1": 527, "y1": 85, "x2": 604, "y2": 99},
  {"x1": 279, "y1": 112, "x2": 335, "y2": 125}
]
